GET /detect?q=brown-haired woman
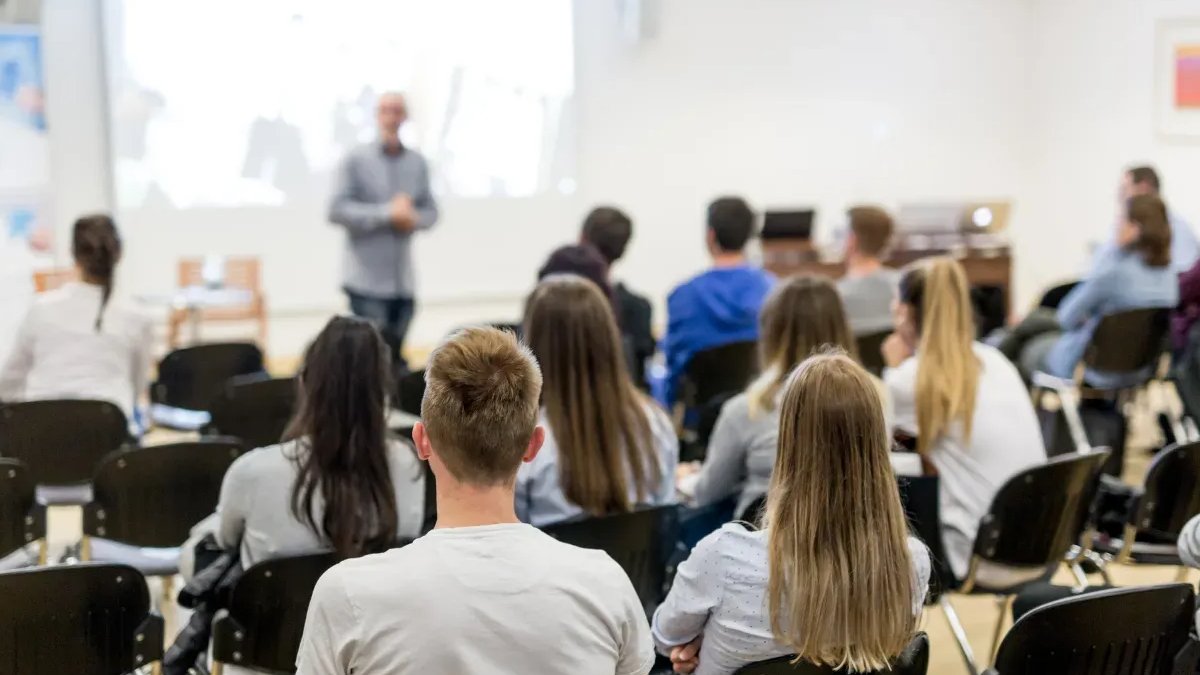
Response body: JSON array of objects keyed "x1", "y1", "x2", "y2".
[
  {"x1": 1002, "y1": 194, "x2": 1179, "y2": 387},
  {"x1": 652, "y1": 352, "x2": 929, "y2": 675},
  {"x1": 686, "y1": 275, "x2": 887, "y2": 518},
  {"x1": 0, "y1": 214, "x2": 153, "y2": 421},
  {"x1": 884, "y1": 257, "x2": 1044, "y2": 580},
  {"x1": 517, "y1": 274, "x2": 678, "y2": 526}
]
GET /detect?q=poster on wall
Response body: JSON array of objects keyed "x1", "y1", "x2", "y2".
[
  {"x1": 1157, "y1": 19, "x2": 1200, "y2": 140},
  {"x1": 0, "y1": 23, "x2": 50, "y2": 248}
]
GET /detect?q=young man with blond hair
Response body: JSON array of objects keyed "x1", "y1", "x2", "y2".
[{"x1": 297, "y1": 327, "x2": 654, "y2": 675}]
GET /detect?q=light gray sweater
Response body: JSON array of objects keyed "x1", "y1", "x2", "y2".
[{"x1": 691, "y1": 392, "x2": 778, "y2": 518}]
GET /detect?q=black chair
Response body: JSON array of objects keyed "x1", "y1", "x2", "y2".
[
  {"x1": 896, "y1": 474, "x2": 956, "y2": 604},
  {"x1": 972, "y1": 284, "x2": 1007, "y2": 338},
  {"x1": 940, "y1": 450, "x2": 1111, "y2": 675},
  {"x1": 205, "y1": 375, "x2": 297, "y2": 448},
  {"x1": 678, "y1": 340, "x2": 759, "y2": 461},
  {"x1": 732, "y1": 632, "x2": 929, "y2": 675},
  {"x1": 0, "y1": 458, "x2": 46, "y2": 566},
  {"x1": 1092, "y1": 441, "x2": 1200, "y2": 569},
  {"x1": 210, "y1": 551, "x2": 342, "y2": 674},
  {"x1": 987, "y1": 583, "x2": 1196, "y2": 675},
  {"x1": 82, "y1": 439, "x2": 244, "y2": 577},
  {"x1": 0, "y1": 399, "x2": 131, "y2": 504},
  {"x1": 1033, "y1": 308, "x2": 1170, "y2": 472},
  {"x1": 150, "y1": 342, "x2": 266, "y2": 430},
  {"x1": 1036, "y1": 280, "x2": 1080, "y2": 310},
  {"x1": 542, "y1": 505, "x2": 680, "y2": 616},
  {"x1": 396, "y1": 368, "x2": 426, "y2": 417},
  {"x1": 0, "y1": 563, "x2": 164, "y2": 674},
  {"x1": 855, "y1": 330, "x2": 890, "y2": 377}
]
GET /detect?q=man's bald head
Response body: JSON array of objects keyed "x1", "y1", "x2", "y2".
[{"x1": 377, "y1": 92, "x2": 408, "y2": 146}]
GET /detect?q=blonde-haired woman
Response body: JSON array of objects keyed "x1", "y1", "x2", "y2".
[
  {"x1": 517, "y1": 274, "x2": 677, "y2": 526},
  {"x1": 883, "y1": 257, "x2": 1044, "y2": 579},
  {"x1": 653, "y1": 353, "x2": 928, "y2": 674},
  {"x1": 688, "y1": 275, "x2": 888, "y2": 517}
]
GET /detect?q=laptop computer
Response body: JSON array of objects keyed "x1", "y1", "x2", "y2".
[{"x1": 761, "y1": 209, "x2": 816, "y2": 241}]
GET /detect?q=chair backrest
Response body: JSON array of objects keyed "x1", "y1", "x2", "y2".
[
  {"x1": 396, "y1": 368, "x2": 426, "y2": 417},
  {"x1": 855, "y1": 330, "x2": 890, "y2": 377},
  {"x1": 1037, "y1": 280, "x2": 1080, "y2": 310},
  {"x1": 679, "y1": 340, "x2": 759, "y2": 409},
  {"x1": 0, "y1": 400, "x2": 130, "y2": 485},
  {"x1": 206, "y1": 375, "x2": 297, "y2": 449},
  {"x1": 0, "y1": 458, "x2": 44, "y2": 560},
  {"x1": 152, "y1": 342, "x2": 266, "y2": 411},
  {"x1": 541, "y1": 505, "x2": 680, "y2": 615},
  {"x1": 971, "y1": 451, "x2": 1109, "y2": 570},
  {"x1": 178, "y1": 256, "x2": 261, "y2": 291},
  {"x1": 732, "y1": 632, "x2": 929, "y2": 675},
  {"x1": 993, "y1": 583, "x2": 1195, "y2": 675},
  {"x1": 0, "y1": 564, "x2": 163, "y2": 675},
  {"x1": 896, "y1": 475, "x2": 956, "y2": 599},
  {"x1": 211, "y1": 552, "x2": 341, "y2": 672},
  {"x1": 83, "y1": 440, "x2": 244, "y2": 548},
  {"x1": 1134, "y1": 441, "x2": 1200, "y2": 541},
  {"x1": 1082, "y1": 307, "x2": 1169, "y2": 376}
]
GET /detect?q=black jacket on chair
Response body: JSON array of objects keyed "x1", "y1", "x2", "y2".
[{"x1": 164, "y1": 535, "x2": 243, "y2": 675}]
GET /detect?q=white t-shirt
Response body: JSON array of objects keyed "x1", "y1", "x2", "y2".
[
  {"x1": 297, "y1": 523, "x2": 655, "y2": 675},
  {"x1": 885, "y1": 343, "x2": 1046, "y2": 578}
]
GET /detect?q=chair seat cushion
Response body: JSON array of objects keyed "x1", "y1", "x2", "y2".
[
  {"x1": 37, "y1": 484, "x2": 93, "y2": 506},
  {"x1": 87, "y1": 538, "x2": 181, "y2": 577},
  {"x1": 149, "y1": 404, "x2": 211, "y2": 431}
]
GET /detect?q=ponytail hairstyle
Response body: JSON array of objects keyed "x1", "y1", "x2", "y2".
[
  {"x1": 746, "y1": 275, "x2": 857, "y2": 417},
  {"x1": 1125, "y1": 194, "x2": 1171, "y2": 268},
  {"x1": 286, "y1": 316, "x2": 399, "y2": 560},
  {"x1": 72, "y1": 214, "x2": 122, "y2": 331},
  {"x1": 896, "y1": 257, "x2": 980, "y2": 456},
  {"x1": 766, "y1": 351, "x2": 919, "y2": 670}
]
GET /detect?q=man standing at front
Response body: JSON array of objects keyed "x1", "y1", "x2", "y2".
[
  {"x1": 297, "y1": 327, "x2": 654, "y2": 675},
  {"x1": 328, "y1": 92, "x2": 438, "y2": 365}
]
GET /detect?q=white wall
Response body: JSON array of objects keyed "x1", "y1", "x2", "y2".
[{"x1": 41, "y1": 0, "x2": 1200, "y2": 357}]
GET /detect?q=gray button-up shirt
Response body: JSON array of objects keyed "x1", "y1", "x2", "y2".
[{"x1": 328, "y1": 143, "x2": 439, "y2": 298}]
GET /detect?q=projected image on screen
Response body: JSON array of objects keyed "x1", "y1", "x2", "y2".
[{"x1": 104, "y1": 0, "x2": 575, "y2": 210}]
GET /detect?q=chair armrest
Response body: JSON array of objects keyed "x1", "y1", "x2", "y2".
[{"x1": 1032, "y1": 371, "x2": 1076, "y2": 392}]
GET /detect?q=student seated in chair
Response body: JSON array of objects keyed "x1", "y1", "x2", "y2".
[
  {"x1": 0, "y1": 215, "x2": 153, "y2": 423},
  {"x1": 518, "y1": 275, "x2": 677, "y2": 526},
  {"x1": 884, "y1": 257, "x2": 1045, "y2": 581},
  {"x1": 661, "y1": 196, "x2": 774, "y2": 406},
  {"x1": 653, "y1": 352, "x2": 929, "y2": 675},
  {"x1": 682, "y1": 275, "x2": 888, "y2": 518},
  {"x1": 837, "y1": 205, "x2": 900, "y2": 335},
  {"x1": 997, "y1": 194, "x2": 1178, "y2": 388},
  {"x1": 209, "y1": 316, "x2": 425, "y2": 574},
  {"x1": 298, "y1": 327, "x2": 654, "y2": 675},
  {"x1": 581, "y1": 206, "x2": 656, "y2": 388},
  {"x1": 1091, "y1": 165, "x2": 1198, "y2": 274}
]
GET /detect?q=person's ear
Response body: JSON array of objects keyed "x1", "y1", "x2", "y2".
[
  {"x1": 412, "y1": 422, "x2": 433, "y2": 462},
  {"x1": 522, "y1": 426, "x2": 546, "y2": 464}
]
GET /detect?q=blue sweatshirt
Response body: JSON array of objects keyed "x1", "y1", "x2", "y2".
[{"x1": 661, "y1": 265, "x2": 775, "y2": 405}]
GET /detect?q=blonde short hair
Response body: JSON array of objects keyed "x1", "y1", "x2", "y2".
[{"x1": 421, "y1": 327, "x2": 543, "y2": 485}]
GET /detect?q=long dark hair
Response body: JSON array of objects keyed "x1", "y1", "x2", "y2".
[
  {"x1": 286, "y1": 316, "x2": 399, "y2": 559},
  {"x1": 523, "y1": 275, "x2": 659, "y2": 516},
  {"x1": 72, "y1": 214, "x2": 122, "y2": 331},
  {"x1": 1126, "y1": 194, "x2": 1171, "y2": 268}
]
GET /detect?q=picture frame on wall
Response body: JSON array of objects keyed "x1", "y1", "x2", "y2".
[{"x1": 1157, "y1": 19, "x2": 1200, "y2": 140}]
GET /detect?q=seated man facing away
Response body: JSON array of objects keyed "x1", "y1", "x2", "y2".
[
  {"x1": 297, "y1": 327, "x2": 654, "y2": 675},
  {"x1": 837, "y1": 205, "x2": 900, "y2": 335},
  {"x1": 580, "y1": 206, "x2": 656, "y2": 387},
  {"x1": 662, "y1": 196, "x2": 774, "y2": 406}
]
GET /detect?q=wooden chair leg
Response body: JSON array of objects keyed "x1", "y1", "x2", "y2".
[
  {"x1": 211, "y1": 662, "x2": 224, "y2": 675},
  {"x1": 80, "y1": 535, "x2": 92, "y2": 562},
  {"x1": 990, "y1": 595, "x2": 1016, "y2": 666}
]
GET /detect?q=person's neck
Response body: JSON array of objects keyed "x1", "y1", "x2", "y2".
[
  {"x1": 711, "y1": 251, "x2": 747, "y2": 269},
  {"x1": 845, "y1": 254, "x2": 883, "y2": 278},
  {"x1": 381, "y1": 136, "x2": 403, "y2": 155},
  {"x1": 433, "y1": 480, "x2": 521, "y2": 529}
]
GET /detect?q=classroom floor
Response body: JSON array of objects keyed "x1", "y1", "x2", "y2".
[{"x1": 46, "y1": 378, "x2": 1190, "y2": 674}]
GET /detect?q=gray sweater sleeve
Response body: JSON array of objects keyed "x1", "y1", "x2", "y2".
[{"x1": 691, "y1": 396, "x2": 751, "y2": 508}]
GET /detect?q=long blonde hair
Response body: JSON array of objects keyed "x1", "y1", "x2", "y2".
[
  {"x1": 523, "y1": 275, "x2": 661, "y2": 515},
  {"x1": 897, "y1": 257, "x2": 980, "y2": 456},
  {"x1": 747, "y1": 276, "x2": 857, "y2": 417},
  {"x1": 766, "y1": 352, "x2": 919, "y2": 671}
]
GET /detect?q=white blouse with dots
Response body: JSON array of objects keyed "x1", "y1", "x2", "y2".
[{"x1": 651, "y1": 523, "x2": 930, "y2": 675}]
